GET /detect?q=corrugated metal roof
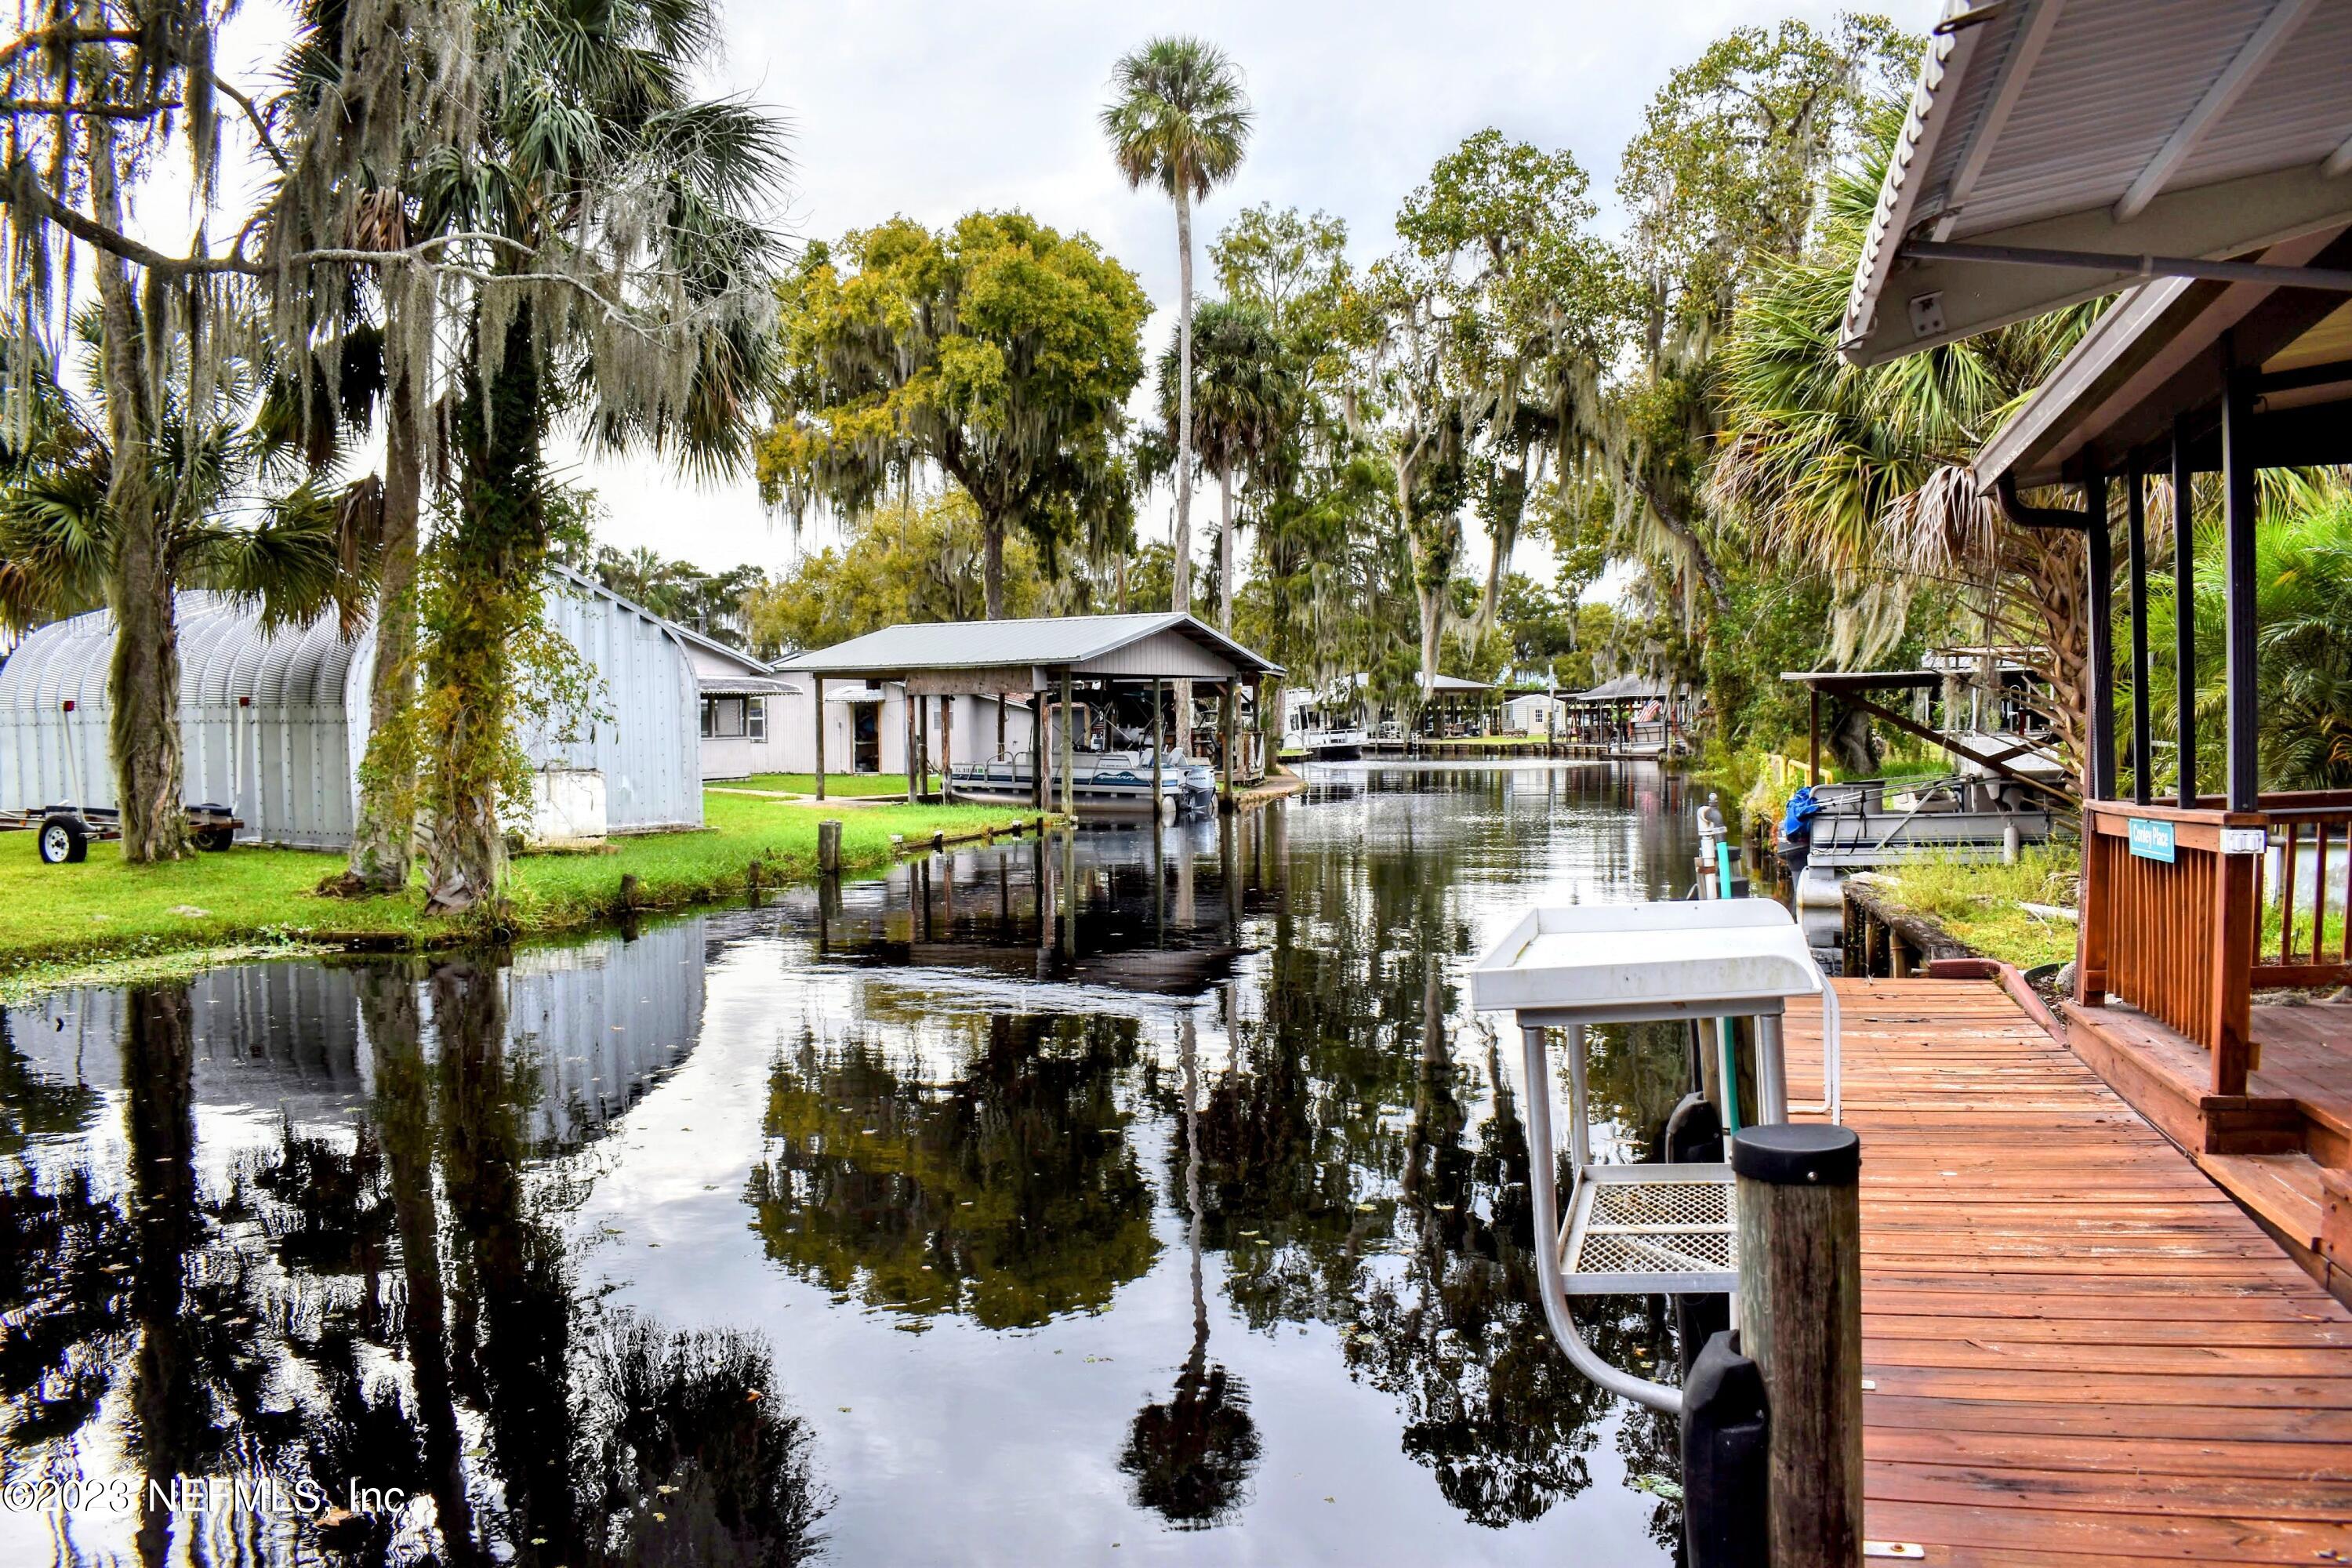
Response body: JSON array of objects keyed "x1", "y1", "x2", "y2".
[
  {"x1": 772, "y1": 613, "x2": 1283, "y2": 678},
  {"x1": 1568, "y1": 673, "x2": 1675, "y2": 702},
  {"x1": 1842, "y1": 0, "x2": 2352, "y2": 365},
  {"x1": 1422, "y1": 673, "x2": 1492, "y2": 692}
]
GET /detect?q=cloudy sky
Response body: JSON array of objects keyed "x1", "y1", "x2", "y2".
[{"x1": 485, "y1": 2, "x2": 1939, "y2": 582}]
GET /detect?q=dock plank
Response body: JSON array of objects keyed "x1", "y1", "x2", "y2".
[{"x1": 1783, "y1": 978, "x2": 2352, "y2": 1563}]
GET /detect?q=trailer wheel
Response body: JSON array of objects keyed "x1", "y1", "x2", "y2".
[
  {"x1": 194, "y1": 825, "x2": 234, "y2": 853},
  {"x1": 38, "y1": 815, "x2": 89, "y2": 865}
]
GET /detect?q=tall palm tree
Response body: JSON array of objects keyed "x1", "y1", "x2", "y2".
[
  {"x1": 1156, "y1": 298, "x2": 1298, "y2": 632},
  {"x1": 1102, "y1": 37, "x2": 1254, "y2": 630}
]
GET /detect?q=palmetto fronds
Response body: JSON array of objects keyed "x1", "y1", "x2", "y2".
[{"x1": 1100, "y1": 38, "x2": 1253, "y2": 201}]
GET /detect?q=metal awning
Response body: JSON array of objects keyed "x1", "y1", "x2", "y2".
[
  {"x1": 1841, "y1": 0, "x2": 2352, "y2": 367},
  {"x1": 772, "y1": 612, "x2": 1282, "y2": 684},
  {"x1": 1780, "y1": 666, "x2": 2037, "y2": 694},
  {"x1": 1566, "y1": 673, "x2": 1674, "y2": 703},
  {"x1": 698, "y1": 676, "x2": 790, "y2": 696}
]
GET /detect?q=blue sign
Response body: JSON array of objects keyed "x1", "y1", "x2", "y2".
[{"x1": 2127, "y1": 817, "x2": 2176, "y2": 863}]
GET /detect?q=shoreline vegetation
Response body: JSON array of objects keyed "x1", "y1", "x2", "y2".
[{"x1": 0, "y1": 791, "x2": 1048, "y2": 1002}]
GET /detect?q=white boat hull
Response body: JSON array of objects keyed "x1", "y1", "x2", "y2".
[{"x1": 947, "y1": 752, "x2": 1206, "y2": 818}]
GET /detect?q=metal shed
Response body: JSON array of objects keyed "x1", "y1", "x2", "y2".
[{"x1": 0, "y1": 568, "x2": 703, "y2": 846}]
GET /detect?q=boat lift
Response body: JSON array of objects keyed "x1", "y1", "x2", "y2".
[{"x1": 1468, "y1": 898, "x2": 1841, "y2": 1414}]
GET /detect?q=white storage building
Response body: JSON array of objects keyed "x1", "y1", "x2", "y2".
[{"x1": 0, "y1": 566, "x2": 702, "y2": 847}]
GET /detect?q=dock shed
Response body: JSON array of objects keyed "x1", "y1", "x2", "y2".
[
  {"x1": 0, "y1": 567, "x2": 703, "y2": 846},
  {"x1": 774, "y1": 612, "x2": 1281, "y2": 806}
]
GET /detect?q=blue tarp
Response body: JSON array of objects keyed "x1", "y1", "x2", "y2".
[{"x1": 1782, "y1": 786, "x2": 1824, "y2": 842}]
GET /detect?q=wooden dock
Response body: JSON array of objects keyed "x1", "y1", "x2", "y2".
[{"x1": 1784, "y1": 977, "x2": 2352, "y2": 1564}]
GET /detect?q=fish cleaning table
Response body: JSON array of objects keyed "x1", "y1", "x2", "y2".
[{"x1": 1469, "y1": 898, "x2": 1840, "y2": 1414}]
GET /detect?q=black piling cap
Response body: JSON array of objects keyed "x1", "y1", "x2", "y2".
[{"x1": 1731, "y1": 1123, "x2": 1860, "y2": 1186}]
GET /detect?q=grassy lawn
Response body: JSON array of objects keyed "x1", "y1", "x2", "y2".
[
  {"x1": 1875, "y1": 845, "x2": 2082, "y2": 971},
  {"x1": 720, "y1": 771, "x2": 943, "y2": 797},
  {"x1": 0, "y1": 789, "x2": 1042, "y2": 989}
]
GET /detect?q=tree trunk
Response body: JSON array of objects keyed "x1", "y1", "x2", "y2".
[
  {"x1": 1475, "y1": 459, "x2": 1528, "y2": 644},
  {"x1": 89, "y1": 116, "x2": 183, "y2": 863},
  {"x1": 983, "y1": 514, "x2": 1005, "y2": 620},
  {"x1": 1218, "y1": 467, "x2": 1235, "y2": 634},
  {"x1": 1628, "y1": 464, "x2": 1732, "y2": 614},
  {"x1": 338, "y1": 315, "x2": 428, "y2": 895},
  {"x1": 423, "y1": 309, "x2": 546, "y2": 916},
  {"x1": 1174, "y1": 183, "x2": 1195, "y2": 621},
  {"x1": 1417, "y1": 579, "x2": 1444, "y2": 703}
]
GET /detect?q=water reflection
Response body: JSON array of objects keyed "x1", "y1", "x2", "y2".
[
  {"x1": 746, "y1": 1011, "x2": 1158, "y2": 1327},
  {"x1": 1, "y1": 761, "x2": 1698, "y2": 1564}
]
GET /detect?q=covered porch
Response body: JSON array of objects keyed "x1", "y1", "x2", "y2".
[{"x1": 1844, "y1": 0, "x2": 2352, "y2": 1295}]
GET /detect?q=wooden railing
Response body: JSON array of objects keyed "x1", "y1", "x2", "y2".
[
  {"x1": 2080, "y1": 791, "x2": 2352, "y2": 1095},
  {"x1": 2256, "y1": 793, "x2": 2352, "y2": 987}
]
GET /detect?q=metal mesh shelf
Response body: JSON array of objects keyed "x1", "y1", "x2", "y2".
[{"x1": 1558, "y1": 1163, "x2": 1737, "y2": 1296}]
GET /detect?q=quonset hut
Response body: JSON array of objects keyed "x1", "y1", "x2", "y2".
[{"x1": 0, "y1": 566, "x2": 702, "y2": 847}]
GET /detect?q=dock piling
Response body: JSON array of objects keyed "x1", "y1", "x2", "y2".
[
  {"x1": 817, "y1": 818, "x2": 842, "y2": 876},
  {"x1": 1732, "y1": 1123, "x2": 1864, "y2": 1566}
]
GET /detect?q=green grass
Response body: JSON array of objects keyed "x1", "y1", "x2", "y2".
[
  {"x1": 1875, "y1": 844, "x2": 2082, "y2": 971},
  {"x1": 721, "y1": 771, "x2": 942, "y2": 797},
  {"x1": 0, "y1": 790, "x2": 1042, "y2": 990}
]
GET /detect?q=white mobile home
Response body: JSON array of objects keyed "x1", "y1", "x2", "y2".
[{"x1": 0, "y1": 567, "x2": 702, "y2": 847}]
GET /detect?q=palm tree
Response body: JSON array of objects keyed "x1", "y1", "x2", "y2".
[
  {"x1": 1709, "y1": 96, "x2": 2095, "y2": 760},
  {"x1": 402, "y1": 0, "x2": 788, "y2": 913},
  {"x1": 1102, "y1": 37, "x2": 1254, "y2": 630},
  {"x1": 1156, "y1": 298, "x2": 1299, "y2": 632}
]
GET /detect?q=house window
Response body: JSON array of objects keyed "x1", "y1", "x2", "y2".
[
  {"x1": 748, "y1": 695, "x2": 768, "y2": 742},
  {"x1": 701, "y1": 696, "x2": 748, "y2": 739}
]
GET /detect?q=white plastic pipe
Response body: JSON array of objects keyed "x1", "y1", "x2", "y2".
[{"x1": 1520, "y1": 1023, "x2": 1682, "y2": 1415}]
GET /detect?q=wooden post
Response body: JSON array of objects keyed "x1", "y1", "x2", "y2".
[
  {"x1": 1733, "y1": 1123, "x2": 1864, "y2": 1567},
  {"x1": 813, "y1": 675, "x2": 826, "y2": 800},
  {"x1": 1219, "y1": 681, "x2": 1236, "y2": 809},
  {"x1": 2085, "y1": 459, "x2": 2117, "y2": 802},
  {"x1": 916, "y1": 694, "x2": 931, "y2": 797},
  {"x1": 941, "y1": 693, "x2": 954, "y2": 803},
  {"x1": 903, "y1": 680, "x2": 919, "y2": 804},
  {"x1": 1151, "y1": 675, "x2": 1165, "y2": 823},
  {"x1": 817, "y1": 818, "x2": 842, "y2": 876},
  {"x1": 2077, "y1": 810, "x2": 2110, "y2": 1006},
  {"x1": 2221, "y1": 343, "x2": 2259, "y2": 813},
  {"x1": 2172, "y1": 416, "x2": 2198, "y2": 809},
  {"x1": 2209, "y1": 843, "x2": 2257, "y2": 1094},
  {"x1": 997, "y1": 691, "x2": 1007, "y2": 757},
  {"x1": 1058, "y1": 667, "x2": 1075, "y2": 820},
  {"x1": 1808, "y1": 686, "x2": 1822, "y2": 786},
  {"x1": 1033, "y1": 686, "x2": 1047, "y2": 811},
  {"x1": 2125, "y1": 463, "x2": 2152, "y2": 806}
]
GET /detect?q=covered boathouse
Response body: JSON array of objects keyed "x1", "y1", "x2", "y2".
[
  {"x1": 1842, "y1": 0, "x2": 2352, "y2": 1297},
  {"x1": 772, "y1": 613, "x2": 1284, "y2": 813}
]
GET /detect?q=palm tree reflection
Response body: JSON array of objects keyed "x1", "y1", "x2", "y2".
[{"x1": 1120, "y1": 1008, "x2": 1260, "y2": 1530}]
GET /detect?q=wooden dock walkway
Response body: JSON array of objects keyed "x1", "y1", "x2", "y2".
[{"x1": 1784, "y1": 977, "x2": 2352, "y2": 1564}]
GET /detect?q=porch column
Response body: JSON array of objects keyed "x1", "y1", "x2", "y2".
[
  {"x1": 2125, "y1": 461, "x2": 2152, "y2": 805},
  {"x1": 997, "y1": 692, "x2": 1007, "y2": 757},
  {"x1": 2221, "y1": 348, "x2": 2259, "y2": 813},
  {"x1": 813, "y1": 675, "x2": 826, "y2": 800},
  {"x1": 904, "y1": 679, "x2": 918, "y2": 804},
  {"x1": 1032, "y1": 685, "x2": 1047, "y2": 811},
  {"x1": 2083, "y1": 460, "x2": 2117, "y2": 801},
  {"x1": 941, "y1": 693, "x2": 953, "y2": 803},
  {"x1": 2172, "y1": 416, "x2": 2198, "y2": 808},
  {"x1": 1058, "y1": 667, "x2": 1075, "y2": 819},
  {"x1": 1151, "y1": 676, "x2": 1164, "y2": 822},
  {"x1": 1219, "y1": 680, "x2": 1236, "y2": 809}
]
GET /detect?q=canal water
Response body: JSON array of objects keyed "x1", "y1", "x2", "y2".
[{"x1": 0, "y1": 762, "x2": 1704, "y2": 1566}]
